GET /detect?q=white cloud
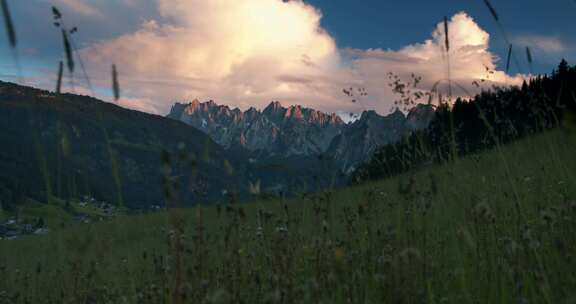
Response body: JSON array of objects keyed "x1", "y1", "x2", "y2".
[
  {"x1": 513, "y1": 35, "x2": 566, "y2": 53},
  {"x1": 82, "y1": 0, "x2": 356, "y2": 114},
  {"x1": 346, "y1": 12, "x2": 525, "y2": 112},
  {"x1": 79, "y1": 4, "x2": 523, "y2": 116}
]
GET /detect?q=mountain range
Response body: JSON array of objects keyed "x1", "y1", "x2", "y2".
[
  {"x1": 0, "y1": 81, "x2": 345, "y2": 208},
  {"x1": 168, "y1": 100, "x2": 434, "y2": 172},
  {"x1": 0, "y1": 80, "x2": 433, "y2": 208}
]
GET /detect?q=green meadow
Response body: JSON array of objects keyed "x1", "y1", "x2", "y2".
[{"x1": 1, "y1": 129, "x2": 575, "y2": 303}]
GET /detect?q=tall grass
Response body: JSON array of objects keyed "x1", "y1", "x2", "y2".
[
  {"x1": 56, "y1": 61, "x2": 63, "y2": 94},
  {"x1": 481, "y1": 0, "x2": 524, "y2": 73},
  {"x1": 112, "y1": 64, "x2": 120, "y2": 101},
  {"x1": 0, "y1": 0, "x2": 15, "y2": 49},
  {"x1": 1, "y1": 2, "x2": 575, "y2": 304},
  {"x1": 0, "y1": 130, "x2": 575, "y2": 303}
]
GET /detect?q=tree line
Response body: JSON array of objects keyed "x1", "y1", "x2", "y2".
[{"x1": 352, "y1": 60, "x2": 576, "y2": 182}]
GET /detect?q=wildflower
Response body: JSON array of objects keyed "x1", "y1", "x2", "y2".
[
  {"x1": 472, "y1": 202, "x2": 495, "y2": 223},
  {"x1": 275, "y1": 226, "x2": 288, "y2": 234},
  {"x1": 238, "y1": 207, "x2": 246, "y2": 220},
  {"x1": 396, "y1": 247, "x2": 422, "y2": 265},
  {"x1": 540, "y1": 210, "x2": 556, "y2": 226},
  {"x1": 568, "y1": 200, "x2": 576, "y2": 213},
  {"x1": 500, "y1": 237, "x2": 519, "y2": 257},
  {"x1": 322, "y1": 219, "x2": 329, "y2": 233},
  {"x1": 334, "y1": 248, "x2": 345, "y2": 262},
  {"x1": 457, "y1": 227, "x2": 476, "y2": 250},
  {"x1": 357, "y1": 204, "x2": 365, "y2": 217},
  {"x1": 249, "y1": 180, "x2": 261, "y2": 195}
]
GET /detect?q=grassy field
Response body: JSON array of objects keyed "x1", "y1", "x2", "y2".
[{"x1": 1, "y1": 129, "x2": 576, "y2": 303}]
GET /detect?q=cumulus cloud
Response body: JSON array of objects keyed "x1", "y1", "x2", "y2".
[
  {"x1": 79, "y1": 2, "x2": 523, "y2": 116},
  {"x1": 80, "y1": 0, "x2": 353, "y2": 114},
  {"x1": 347, "y1": 12, "x2": 524, "y2": 112}
]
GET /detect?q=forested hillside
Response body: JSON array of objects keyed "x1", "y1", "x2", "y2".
[
  {"x1": 353, "y1": 60, "x2": 576, "y2": 182},
  {"x1": 0, "y1": 81, "x2": 248, "y2": 209}
]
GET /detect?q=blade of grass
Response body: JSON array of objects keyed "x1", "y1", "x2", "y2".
[
  {"x1": 526, "y1": 47, "x2": 533, "y2": 73},
  {"x1": 443, "y1": 16, "x2": 452, "y2": 99},
  {"x1": 1, "y1": 0, "x2": 16, "y2": 48},
  {"x1": 62, "y1": 29, "x2": 74, "y2": 74},
  {"x1": 443, "y1": 16, "x2": 450, "y2": 52},
  {"x1": 482, "y1": 0, "x2": 499, "y2": 21},
  {"x1": 506, "y1": 44, "x2": 512, "y2": 74},
  {"x1": 69, "y1": 29, "x2": 94, "y2": 95},
  {"x1": 480, "y1": 0, "x2": 523, "y2": 73},
  {"x1": 52, "y1": 6, "x2": 61, "y2": 20},
  {"x1": 56, "y1": 61, "x2": 63, "y2": 94},
  {"x1": 112, "y1": 64, "x2": 120, "y2": 101}
]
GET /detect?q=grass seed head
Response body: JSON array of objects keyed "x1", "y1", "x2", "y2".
[
  {"x1": 56, "y1": 60, "x2": 63, "y2": 94},
  {"x1": 52, "y1": 6, "x2": 62, "y2": 20},
  {"x1": 526, "y1": 47, "x2": 533, "y2": 64},
  {"x1": 62, "y1": 29, "x2": 74, "y2": 73},
  {"x1": 483, "y1": 0, "x2": 499, "y2": 21},
  {"x1": 443, "y1": 16, "x2": 450, "y2": 52},
  {"x1": 112, "y1": 64, "x2": 120, "y2": 100},
  {"x1": 1, "y1": 0, "x2": 16, "y2": 48},
  {"x1": 396, "y1": 247, "x2": 422, "y2": 265},
  {"x1": 506, "y1": 44, "x2": 513, "y2": 74}
]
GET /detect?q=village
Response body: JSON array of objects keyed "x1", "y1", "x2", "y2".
[{"x1": 0, "y1": 195, "x2": 124, "y2": 240}]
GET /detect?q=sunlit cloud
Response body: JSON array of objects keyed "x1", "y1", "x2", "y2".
[
  {"x1": 75, "y1": 3, "x2": 523, "y2": 116},
  {"x1": 346, "y1": 12, "x2": 525, "y2": 113},
  {"x1": 80, "y1": 0, "x2": 356, "y2": 114}
]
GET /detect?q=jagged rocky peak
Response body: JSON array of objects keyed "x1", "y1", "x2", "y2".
[
  {"x1": 169, "y1": 99, "x2": 208, "y2": 117},
  {"x1": 262, "y1": 100, "x2": 344, "y2": 126},
  {"x1": 245, "y1": 106, "x2": 258, "y2": 116},
  {"x1": 329, "y1": 113, "x2": 343, "y2": 124},
  {"x1": 265, "y1": 100, "x2": 283, "y2": 112},
  {"x1": 326, "y1": 104, "x2": 435, "y2": 173},
  {"x1": 304, "y1": 107, "x2": 345, "y2": 127},
  {"x1": 168, "y1": 99, "x2": 348, "y2": 156},
  {"x1": 358, "y1": 110, "x2": 380, "y2": 122},
  {"x1": 284, "y1": 105, "x2": 304, "y2": 120},
  {"x1": 388, "y1": 108, "x2": 407, "y2": 121},
  {"x1": 406, "y1": 104, "x2": 435, "y2": 130},
  {"x1": 183, "y1": 99, "x2": 202, "y2": 114},
  {"x1": 167, "y1": 102, "x2": 191, "y2": 119},
  {"x1": 174, "y1": 99, "x2": 221, "y2": 114},
  {"x1": 167, "y1": 98, "x2": 433, "y2": 167},
  {"x1": 355, "y1": 108, "x2": 405, "y2": 127},
  {"x1": 262, "y1": 101, "x2": 286, "y2": 122}
]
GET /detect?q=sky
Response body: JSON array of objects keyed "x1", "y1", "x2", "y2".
[{"x1": 1, "y1": 0, "x2": 575, "y2": 117}]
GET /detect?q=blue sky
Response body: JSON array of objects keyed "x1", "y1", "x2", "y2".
[
  {"x1": 308, "y1": 0, "x2": 575, "y2": 73},
  {"x1": 1, "y1": 0, "x2": 574, "y2": 114}
]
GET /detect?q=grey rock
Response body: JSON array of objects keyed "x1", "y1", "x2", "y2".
[
  {"x1": 168, "y1": 100, "x2": 434, "y2": 172},
  {"x1": 168, "y1": 100, "x2": 345, "y2": 156},
  {"x1": 327, "y1": 104, "x2": 434, "y2": 173}
]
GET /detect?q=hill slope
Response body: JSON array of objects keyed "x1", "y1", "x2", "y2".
[
  {"x1": 1, "y1": 129, "x2": 575, "y2": 303},
  {"x1": 0, "y1": 81, "x2": 249, "y2": 208}
]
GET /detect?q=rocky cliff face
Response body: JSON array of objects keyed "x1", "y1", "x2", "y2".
[
  {"x1": 326, "y1": 110, "x2": 408, "y2": 173},
  {"x1": 168, "y1": 100, "x2": 345, "y2": 156},
  {"x1": 168, "y1": 100, "x2": 434, "y2": 172},
  {"x1": 326, "y1": 104, "x2": 435, "y2": 173}
]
